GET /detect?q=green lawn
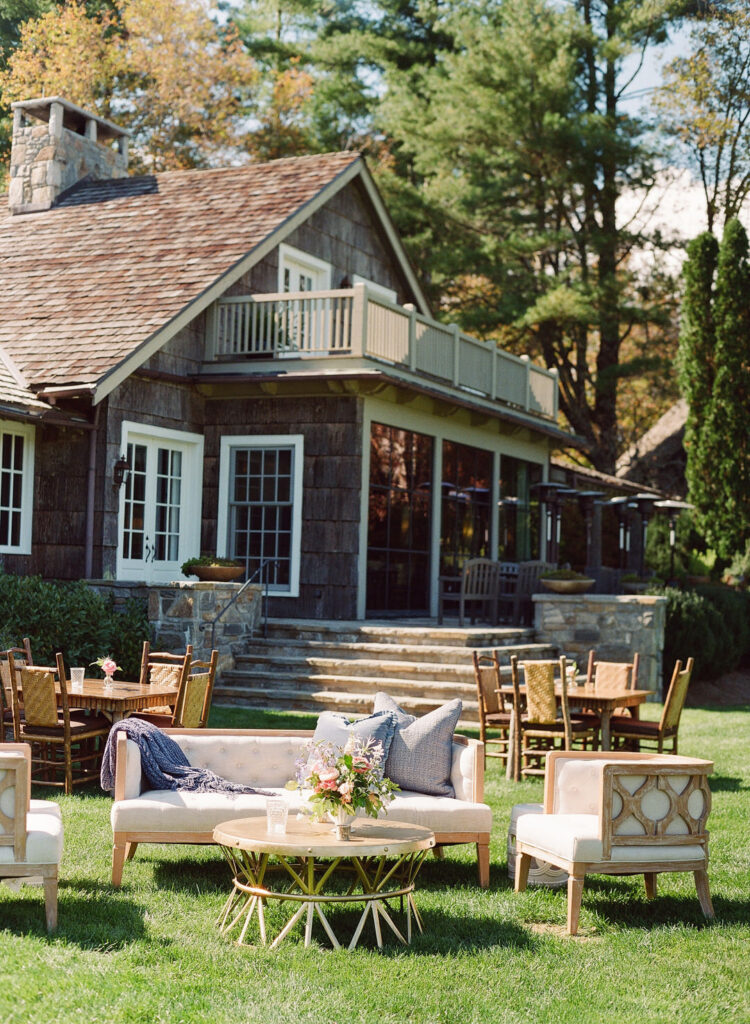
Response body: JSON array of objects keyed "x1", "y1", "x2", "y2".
[{"x1": 1, "y1": 703, "x2": 748, "y2": 1024}]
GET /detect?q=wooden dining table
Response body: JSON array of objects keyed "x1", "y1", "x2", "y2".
[
  {"x1": 53, "y1": 678, "x2": 180, "y2": 725},
  {"x1": 498, "y1": 684, "x2": 652, "y2": 779}
]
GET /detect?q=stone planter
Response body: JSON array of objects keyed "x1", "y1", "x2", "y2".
[
  {"x1": 622, "y1": 581, "x2": 649, "y2": 594},
  {"x1": 540, "y1": 577, "x2": 595, "y2": 595},
  {"x1": 190, "y1": 565, "x2": 244, "y2": 583}
]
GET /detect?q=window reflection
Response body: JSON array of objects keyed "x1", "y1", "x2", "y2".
[
  {"x1": 498, "y1": 457, "x2": 542, "y2": 561},
  {"x1": 367, "y1": 423, "x2": 432, "y2": 614},
  {"x1": 440, "y1": 441, "x2": 492, "y2": 575}
]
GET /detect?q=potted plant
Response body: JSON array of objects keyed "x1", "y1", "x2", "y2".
[
  {"x1": 540, "y1": 568, "x2": 596, "y2": 594},
  {"x1": 180, "y1": 555, "x2": 244, "y2": 582},
  {"x1": 621, "y1": 573, "x2": 651, "y2": 594}
]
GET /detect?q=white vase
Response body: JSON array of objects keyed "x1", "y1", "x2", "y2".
[{"x1": 329, "y1": 805, "x2": 353, "y2": 841}]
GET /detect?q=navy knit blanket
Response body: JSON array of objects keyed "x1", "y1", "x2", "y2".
[{"x1": 100, "y1": 718, "x2": 271, "y2": 794}]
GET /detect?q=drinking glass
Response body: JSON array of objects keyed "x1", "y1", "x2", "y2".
[
  {"x1": 70, "y1": 667, "x2": 85, "y2": 692},
  {"x1": 266, "y1": 797, "x2": 288, "y2": 835}
]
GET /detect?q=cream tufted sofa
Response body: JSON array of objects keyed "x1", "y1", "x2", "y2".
[{"x1": 110, "y1": 729, "x2": 492, "y2": 887}]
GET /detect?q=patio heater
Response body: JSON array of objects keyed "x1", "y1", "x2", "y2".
[
  {"x1": 654, "y1": 499, "x2": 694, "y2": 582},
  {"x1": 531, "y1": 482, "x2": 571, "y2": 566},
  {"x1": 608, "y1": 497, "x2": 634, "y2": 570},
  {"x1": 631, "y1": 493, "x2": 659, "y2": 579},
  {"x1": 577, "y1": 491, "x2": 604, "y2": 572}
]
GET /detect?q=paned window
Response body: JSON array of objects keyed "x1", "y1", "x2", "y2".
[{"x1": 0, "y1": 421, "x2": 34, "y2": 554}]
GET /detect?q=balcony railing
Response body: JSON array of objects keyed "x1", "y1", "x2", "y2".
[{"x1": 208, "y1": 284, "x2": 558, "y2": 420}]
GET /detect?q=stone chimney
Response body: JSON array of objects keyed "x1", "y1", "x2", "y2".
[{"x1": 8, "y1": 97, "x2": 129, "y2": 214}]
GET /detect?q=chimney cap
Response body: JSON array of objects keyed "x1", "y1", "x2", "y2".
[{"x1": 11, "y1": 96, "x2": 130, "y2": 141}]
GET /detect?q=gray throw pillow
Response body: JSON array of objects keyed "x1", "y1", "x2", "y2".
[
  {"x1": 372, "y1": 692, "x2": 462, "y2": 797},
  {"x1": 312, "y1": 710, "x2": 397, "y2": 758}
]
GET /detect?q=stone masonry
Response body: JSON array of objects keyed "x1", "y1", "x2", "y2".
[
  {"x1": 533, "y1": 593, "x2": 667, "y2": 696},
  {"x1": 88, "y1": 580, "x2": 262, "y2": 675},
  {"x1": 9, "y1": 98, "x2": 128, "y2": 214}
]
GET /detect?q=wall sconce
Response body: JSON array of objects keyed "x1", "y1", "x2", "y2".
[{"x1": 113, "y1": 454, "x2": 130, "y2": 489}]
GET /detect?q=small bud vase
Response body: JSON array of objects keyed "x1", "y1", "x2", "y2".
[{"x1": 331, "y1": 806, "x2": 353, "y2": 841}]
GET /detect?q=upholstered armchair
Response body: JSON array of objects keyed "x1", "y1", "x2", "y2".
[
  {"x1": 514, "y1": 750, "x2": 714, "y2": 935},
  {"x1": 0, "y1": 744, "x2": 64, "y2": 931}
]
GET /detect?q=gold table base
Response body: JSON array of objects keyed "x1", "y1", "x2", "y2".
[{"x1": 216, "y1": 847, "x2": 428, "y2": 950}]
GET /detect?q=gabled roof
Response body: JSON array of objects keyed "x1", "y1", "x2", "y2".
[
  {"x1": 0, "y1": 152, "x2": 429, "y2": 401},
  {"x1": 0, "y1": 347, "x2": 49, "y2": 417}
]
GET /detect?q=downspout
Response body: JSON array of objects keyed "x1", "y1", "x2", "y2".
[{"x1": 84, "y1": 404, "x2": 101, "y2": 579}]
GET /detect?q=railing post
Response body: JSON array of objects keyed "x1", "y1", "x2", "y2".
[
  {"x1": 404, "y1": 303, "x2": 417, "y2": 372},
  {"x1": 451, "y1": 323, "x2": 460, "y2": 386},
  {"x1": 550, "y1": 366, "x2": 559, "y2": 419},
  {"x1": 521, "y1": 354, "x2": 531, "y2": 411},
  {"x1": 491, "y1": 341, "x2": 498, "y2": 400},
  {"x1": 205, "y1": 302, "x2": 217, "y2": 359},
  {"x1": 351, "y1": 283, "x2": 367, "y2": 357}
]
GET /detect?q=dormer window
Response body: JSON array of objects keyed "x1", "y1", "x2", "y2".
[{"x1": 278, "y1": 244, "x2": 331, "y2": 293}]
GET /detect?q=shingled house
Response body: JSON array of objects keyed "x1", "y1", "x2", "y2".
[{"x1": 0, "y1": 96, "x2": 575, "y2": 620}]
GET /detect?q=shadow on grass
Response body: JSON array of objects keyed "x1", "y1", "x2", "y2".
[
  {"x1": 151, "y1": 855, "x2": 229, "y2": 894},
  {"x1": 708, "y1": 774, "x2": 747, "y2": 792},
  {"x1": 0, "y1": 878, "x2": 146, "y2": 947}
]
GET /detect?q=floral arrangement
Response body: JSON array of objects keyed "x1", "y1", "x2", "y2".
[
  {"x1": 91, "y1": 655, "x2": 121, "y2": 678},
  {"x1": 286, "y1": 735, "x2": 399, "y2": 821}
]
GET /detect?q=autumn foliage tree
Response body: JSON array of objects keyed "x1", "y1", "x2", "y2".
[{"x1": 0, "y1": 0, "x2": 257, "y2": 171}]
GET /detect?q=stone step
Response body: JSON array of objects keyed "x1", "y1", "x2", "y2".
[
  {"x1": 220, "y1": 668, "x2": 478, "y2": 701},
  {"x1": 213, "y1": 685, "x2": 481, "y2": 724},
  {"x1": 263, "y1": 618, "x2": 533, "y2": 649},
  {"x1": 234, "y1": 654, "x2": 486, "y2": 684},
  {"x1": 241, "y1": 637, "x2": 556, "y2": 667}
]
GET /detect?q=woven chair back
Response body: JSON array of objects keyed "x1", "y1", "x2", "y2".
[
  {"x1": 20, "y1": 668, "x2": 59, "y2": 727},
  {"x1": 0, "y1": 648, "x2": 29, "y2": 710},
  {"x1": 594, "y1": 661, "x2": 633, "y2": 695},
  {"x1": 148, "y1": 662, "x2": 183, "y2": 689},
  {"x1": 523, "y1": 661, "x2": 557, "y2": 724},
  {"x1": 661, "y1": 658, "x2": 694, "y2": 732},
  {"x1": 180, "y1": 673, "x2": 210, "y2": 728}
]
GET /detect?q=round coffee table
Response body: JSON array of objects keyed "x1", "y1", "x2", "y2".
[{"x1": 213, "y1": 816, "x2": 436, "y2": 950}]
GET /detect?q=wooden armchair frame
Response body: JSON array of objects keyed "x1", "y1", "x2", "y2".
[
  {"x1": 472, "y1": 649, "x2": 511, "y2": 767},
  {"x1": 437, "y1": 558, "x2": 501, "y2": 627},
  {"x1": 514, "y1": 750, "x2": 714, "y2": 934},
  {"x1": 612, "y1": 658, "x2": 694, "y2": 753},
  {"x1": 0, "y1": 743, "x2": 61, "y2": 930}
]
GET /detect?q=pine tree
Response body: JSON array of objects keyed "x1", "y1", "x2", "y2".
[{"x1": 679, "y1": 232, "x2": 719, "y2": 528}]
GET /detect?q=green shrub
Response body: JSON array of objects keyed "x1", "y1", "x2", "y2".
[
  {"x1": 0, "y1": 570, "x2": 152, "y2": 678},
  {"x1": 654, "y1": 584, "x2": 750, "y2": 683}
]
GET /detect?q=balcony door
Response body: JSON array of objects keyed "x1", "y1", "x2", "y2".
[{"x1": 117, "y1": 422, "x2": 204, "y2": 583}]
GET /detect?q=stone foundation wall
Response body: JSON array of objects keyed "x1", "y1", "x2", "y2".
[
  {"x1": 87, "y1": 580, "x2": 261, "y2": 674},
  {"x1": 533, "y1": 593, "x2": 667, "y2": 696}
]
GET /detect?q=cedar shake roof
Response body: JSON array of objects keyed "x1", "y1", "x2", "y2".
[
  {"x1": 0, "y1": 151, "x2": 360, "y2": 391},
  {"x1": 0, "y1": 347, "x2": 48, "y2": 414}
]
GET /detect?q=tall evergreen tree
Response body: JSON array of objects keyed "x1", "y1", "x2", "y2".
[
  {"x1": 679, "y1": 232, "x2": 719, "y2": 524},
  {"x1": 701, "y1": 219, "x2": 750, "y2": 557}
]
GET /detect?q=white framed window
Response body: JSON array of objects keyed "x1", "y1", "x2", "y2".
[
  {"x1": 278, "y1": 244, "x2": 331, "y2": 293},
  {"x1": 352, "y1": 274, "x2": 397, "y2": 304},
  {"x1": 117, "y1": 421, "x2": 204, "y2": 584},
  {"x1": 0, "y1": 419, "x2": 34, "y2": 555},
  {"x1": 217, "y1": 434, "x2": 304, "y2": 596}
]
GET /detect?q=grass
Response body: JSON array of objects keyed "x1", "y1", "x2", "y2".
[{"x1": 1, "y1": 702, "x2": 748, "y2": 1024}]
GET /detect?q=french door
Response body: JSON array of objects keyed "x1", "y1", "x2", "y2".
[{"x1": 117, "y1": 423, "x2": 203, "y2": 583}]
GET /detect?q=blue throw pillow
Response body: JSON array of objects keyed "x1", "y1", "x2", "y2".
[
  {"x1": 372, "y1": 692, "x2": 462, "y2": 797},
  {"x1": 312, "y1": 710, "x2": 397, "y2": 759}
]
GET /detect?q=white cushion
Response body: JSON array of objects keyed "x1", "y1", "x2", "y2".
[
  {"x1": 170, "y1": 735, "x2": 305, "y2": 788},
  {"x1": 381, "y1": 792, "x2": 491, "y2": 833},
  {"x1": 516, "y1": 812, "x2": 706, "y2": 865},
  {"x1": 0, "y1": 811, "x2": 63, "y2": 865},
  {"x1": 29, "y1": 800, "x2": 61, "y2": 820}
]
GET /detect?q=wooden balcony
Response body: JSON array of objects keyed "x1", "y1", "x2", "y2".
[{"x1": 206, "y1": 283, "x2": 559, "y2": 420}]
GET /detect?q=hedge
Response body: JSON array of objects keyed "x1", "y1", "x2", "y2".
[
  {"x1": 0, "y1": 570, "x2": 152, "y2": 679},
  {"x1": 653, "y1": 584, "x2": 750, "y2": 683}
]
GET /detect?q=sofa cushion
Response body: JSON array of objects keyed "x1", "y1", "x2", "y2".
[
  {"x1": 383, "y1": 793, "x2": 491, "y2": 834},
  {"x1": 0, "y1": 810, "x2": 63, "y2": 865},
  {"x1": 373, "y1": 693, "x2": 462, "y2": 797},
  {"x1": 312, "y1": 710, "x2": 397, "y2": 757}
]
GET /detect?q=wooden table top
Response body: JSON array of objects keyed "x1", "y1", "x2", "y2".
[
  {"x1": 46, "y1": 677, "x2": 180, "y2": 715},
  {"x1": 499, "y1": 684, "x2": 651, "y2": 710},
  {"x1": 213, "y1": 816, "x2": 436, "y2": 858}
]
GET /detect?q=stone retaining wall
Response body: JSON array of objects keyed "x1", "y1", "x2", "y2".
[
  {"x1": 87, "y1": 580, "x2": 262, "y2": 673},
  {"x1": 532, "y1": 593, "x2": 667, "y2": 696}
]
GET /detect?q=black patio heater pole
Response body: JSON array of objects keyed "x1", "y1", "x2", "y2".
[
  {"x1": 577, "y1": 491, "x2": 604, "y2": 573},
  {"x1": 654, "y1": 500, "x2": 694, "y2": 584}
]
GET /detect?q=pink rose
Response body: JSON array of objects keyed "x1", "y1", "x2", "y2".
[{"x1": 101, "y1": 658, "x2": 118, "y2": 675}]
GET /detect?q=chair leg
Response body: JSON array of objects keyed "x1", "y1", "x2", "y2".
[
  {"x1": 126, "y1": 841, "x2": 139, "y2": 862},
  {"x1": 477, "y1": 841, "x2": 490, "y2": 888},
  {"x1": 644, "y1": 872, "x2": 657, "y2": 899},
  {"x1": 514, "y1": 852, "x2": 531, "y2": 892},
  {"x1": 43, "y1": 875, "x2": 58, "y2": 932},
  {"x1": 112, "y1": 841, "x2": 128, "y2": 886},
  {"x1": 694, "y1": 869, "x2": 714, "y2": 919},
  {"x1": 567, "y1": 875, "x2": 585, "y2": 935}
]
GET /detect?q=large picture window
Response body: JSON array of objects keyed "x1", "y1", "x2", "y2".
[
  {"x1": 217, "y1": 435, "x2": 304, "y2": 595},
  {"x1": 498, "y1": 456, "x2": 542, "y2": 561},
  {"x1": 0, "y1": 420, "x2": 34, "y2": 554},
  {"x1": 440, "y1": 440, "x2": 492, "y2": 575}
]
